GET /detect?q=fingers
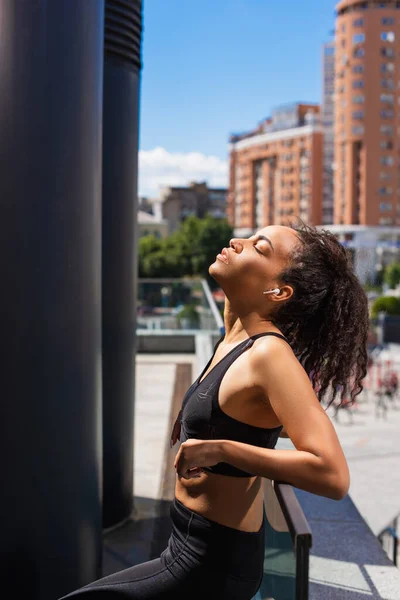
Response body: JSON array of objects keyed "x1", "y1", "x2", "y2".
[{"x1": 178, "y1": 468, "x2": 203, "y2": 480}]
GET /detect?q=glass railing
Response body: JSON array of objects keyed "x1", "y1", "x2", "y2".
[
  {"x1": 378, "y1": 512, "x2": 399, "y2": 566},
  {"x1": 253, "y1": 480, "x2": 312, "y2": 600},
  {"x1": 137, "y1": 278, "x2": 223, "y2": 333}
]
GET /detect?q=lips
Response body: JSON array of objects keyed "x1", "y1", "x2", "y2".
[{"x1": 216, "y1": 247, "x2": 229, "y2": 264}]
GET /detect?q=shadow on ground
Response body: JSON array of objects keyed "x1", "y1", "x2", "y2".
[{"x1": 102, "y1": 497, "x2": 173, "y2": 577}]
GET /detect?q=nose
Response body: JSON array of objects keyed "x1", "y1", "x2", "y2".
[{"x1": 229, "y1": 238, "x2": 243, "y2": 252}]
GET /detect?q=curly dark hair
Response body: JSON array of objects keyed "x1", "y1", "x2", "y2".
[{"x1": 272, "y1": 219, "x2": 369, "y2": 408}]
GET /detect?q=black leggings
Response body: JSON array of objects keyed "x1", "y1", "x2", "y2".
[{"x1": 61, "y1": 497, "x2": 265, "y2": 600}]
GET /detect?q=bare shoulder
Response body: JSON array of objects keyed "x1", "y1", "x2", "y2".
[
  {"x1": 249, "y1": 332, "x2": 299, "y2": 372},
  {"x1": 248, "y1": 332, "x2": 318, "y2": 405}
]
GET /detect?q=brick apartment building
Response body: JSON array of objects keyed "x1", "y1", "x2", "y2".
[
  {"x1": 335, "y1": 0, "x2": 400, "y2": 226},
  {"x1": 227, "y1": 103, "x2": 323, "y2": 233},
  {"x1": 322, "y1": 41, "x2": 336, "y2": 225}
]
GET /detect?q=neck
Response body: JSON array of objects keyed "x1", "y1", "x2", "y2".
[{"x1": 222, "y1": 297, "x2": 275, "y2": 343}]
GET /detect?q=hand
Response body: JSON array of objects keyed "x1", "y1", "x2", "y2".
[{"x1": 174, "y1": 438, "x2": 222, "y2": 479}]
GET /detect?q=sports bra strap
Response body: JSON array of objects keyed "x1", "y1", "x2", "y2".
[
  {"x1": 248, "y1": 332, "x2": 289, "y2": 345},
  {"x1": 195, "y1": 335, "x2": 247, "y2": 384},
  {"x1": 196, "y1": 331, "x2": 289, "y2": 386}
]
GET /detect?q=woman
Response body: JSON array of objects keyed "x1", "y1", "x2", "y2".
[{"x1": 63, "y1": 221, "x2": 369, "y2": 599}]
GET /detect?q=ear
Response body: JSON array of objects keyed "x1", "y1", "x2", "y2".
[{"x1": 272, "y1": 285, "x2": 294, "y2": 303}]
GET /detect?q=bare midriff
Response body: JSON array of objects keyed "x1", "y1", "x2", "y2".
[{"x1": 174, "y1": 470, "x2": 264, "y2": 532}]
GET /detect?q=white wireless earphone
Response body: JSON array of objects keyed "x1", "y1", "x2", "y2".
[{"x1": 263, "y1": 288, "x2": 281, "y2": 295}]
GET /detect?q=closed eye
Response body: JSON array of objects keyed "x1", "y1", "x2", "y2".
[{"x1": 254, "y1": 246, "x2": 264, "y2": 255}]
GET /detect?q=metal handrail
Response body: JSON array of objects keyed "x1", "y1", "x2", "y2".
[
  {"x1": 274, "y1": 482, "x2": 313, "y2": 600},
  {"x1": 137, "y1": 277, "x2": 224, "y2": 334},
  {"x1": 200, "y1": 278, "x2": 224, "y2": 331}
]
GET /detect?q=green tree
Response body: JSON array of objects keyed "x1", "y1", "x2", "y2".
[
  {"x1": 138, "y1": 235, "x2": 163, "y2": 277},
  {"x1": 163, "y1": 231, "x2": 192, "y2": 276},
  {"x1": 179, "y1": 216, "x2": 233, "y2": 278},
  {"x1": 371, "y1": 295, "x2": 400, "y2": 318},
  {"x1": 383, "y1": 262, "x2": 400, "y2": 289},
  {"x1": 138, "y1": 216, "x2": 233, "y2": 280}
]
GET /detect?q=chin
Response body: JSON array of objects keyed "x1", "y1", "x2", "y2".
[{"x1": 209, "y1": 260, "x2": 221, "y2": 281}]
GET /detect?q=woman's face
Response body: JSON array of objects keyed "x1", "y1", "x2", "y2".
[{"x1": 209, "y1": 225, "x2": 300, "y2": 302}]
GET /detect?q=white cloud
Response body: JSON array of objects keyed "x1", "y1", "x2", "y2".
[{"x1": 138, "y1": 147, "x2": 228, "y2": 197}]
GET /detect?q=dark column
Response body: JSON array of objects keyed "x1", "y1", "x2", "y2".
[
  {"x1": 102, "y1": 0, "x2": 143, "y2": 528},
  {"x1": 0, "y1": 1, "x2": 104, "y2": 598}
]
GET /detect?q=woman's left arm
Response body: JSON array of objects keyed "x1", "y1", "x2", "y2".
[{"x1": 219, "y1": 338, "x2": 350, "y2": 500}]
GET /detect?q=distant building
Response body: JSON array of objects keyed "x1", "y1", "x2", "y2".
[
  {"x1": 154, "y1": 181, "x2": 228, "y2": 234},
  {"x1": 137, "y1": 210, "x2": 168, "y2": 239},
  {"x1": 322, "y1": 41, "x2": 335, "y2": 225},
  {"x1": 138, "y1": 197, "x2": 154, "y2": 215},
  {"x1": 334, "y1": 0, "x2": 400, "y2": 226},
  {"x1": 228, "y1": 103, "x2": 323, "y2": 234}
]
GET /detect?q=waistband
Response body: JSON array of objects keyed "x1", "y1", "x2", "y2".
[
  {"x1": 170, "y1": 497, "x2": 265, "y2": 578},
  {"x1": 171, "y1": 497, "x2": 265, "y2": 538}
]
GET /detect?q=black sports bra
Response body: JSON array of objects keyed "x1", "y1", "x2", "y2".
[{"x1": 171, "y1": 332, "x2": 289, "y2": 477}]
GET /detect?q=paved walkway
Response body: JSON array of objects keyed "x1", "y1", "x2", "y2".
[
  {"x1": 325, "y1": 360, "x2": 400, "y2": 537},
  {"x1": 134, "y1": 353, "x2": 196, "y2": 500},
  {"x1": 327, "y1": 395, "x2": 400, "y2": 537}
]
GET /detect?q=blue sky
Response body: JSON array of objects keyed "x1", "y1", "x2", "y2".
[{"x1": 138, "y1": 0, "x2": 336, "y2": 196}]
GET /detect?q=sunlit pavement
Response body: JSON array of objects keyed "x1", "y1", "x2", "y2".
[{"x1": 325, "y1": 371, "x2": 400, "y2": 537}]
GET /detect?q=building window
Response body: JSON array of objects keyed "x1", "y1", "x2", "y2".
[
  {"x1": 341, "y1": 53, "x2": 349, "y2": 65},
  {"x1": 382, "y1": 79, "x2": 394, "y2": 89},
  {"x1": 381, "y1": 93, "x2": 394, "y2": 104},
  {"x1": 379, "y1": 188, "x2": 393, "y2": 196},
  {"x1": 352, "y1": 125, "x2": 365, "y2": 135},
  {"x1": 379, "y1": 203, "x2": 393, "y2": 211},
  {"x1": 353, "y1": 80, "x2": 364, "y2": 88},
  {"x1": 381, "y1": 109, "x2": 394, "y2": 118},
  {"x1": 353, "y1": 111, "x2": 364, "y2": 119},
  {"x1": 381, "y1": 124, "x2": 394, "y2": 134},
  {"x1": 381, "y1": 156, "x2": 394, "y2": 165},
  {"x1": 353, "y1": 64, "x2": 364, "y2": 74},
  {"x1": 381, "y1": 140, "x2": 393, "y2": 149},
  {"x1": 381, "y1": 32, "x2": 395, "y2": 42},
  {"x1": 380, "y1": 172, "x2": 392, "y2": 180},
  {"x1": 353, "y1": 18, "x2": 364, "y2": 27},
  {"x1": 380, "y1": 217, "x2": 393, "y2": 225},
  {"x1": 382, "y1": 47, "x2": 395, "y2": 57},
  {"x1": 354, "y1": 47, "x2": 365, "y2": 58},
  {"x1": 353, "y1": 95, "x2": 365, "y2": 103},
  {"x1": 353, "y1": 33, "x2": 365, "y2": 44},
  {"x1": 382, "y1": 17, "x2": 394, "y2": 25},
  {"x1": 381, "y1": 63, "x2": 395, "y2": 72}
]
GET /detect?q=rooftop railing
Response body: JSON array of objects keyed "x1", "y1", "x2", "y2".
[
  {"x1": 253, "y1": 480, "x2": 312, "y2": 600},
  {"x1": 378, "y1": 512, "x2": 399, "y2": 567},
  {"x1": 137, "y1": 278, "x2": 223, "y2": 333}
]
